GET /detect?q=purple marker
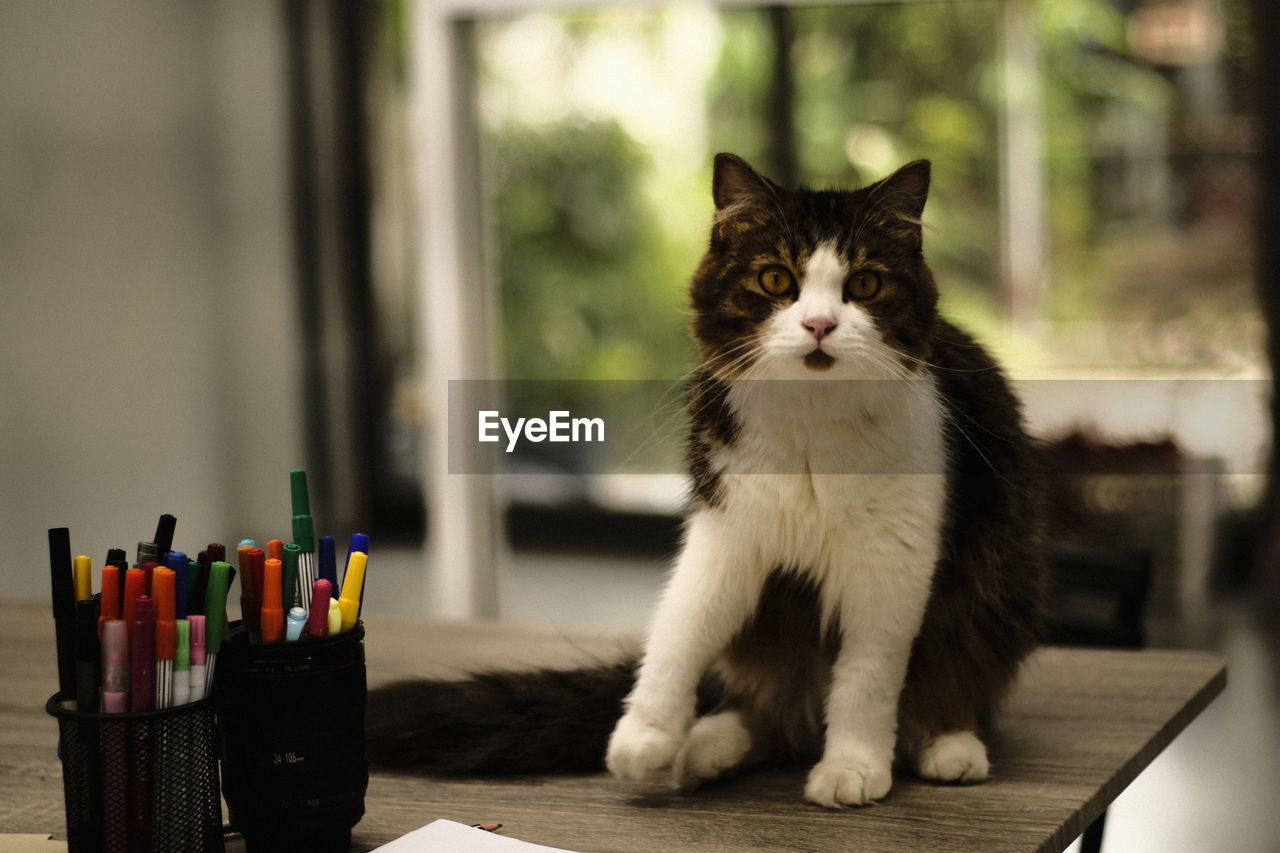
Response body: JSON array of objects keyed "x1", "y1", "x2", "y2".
[{"x1": 188, "y1": 615, "x2": 207, "y2": 702}]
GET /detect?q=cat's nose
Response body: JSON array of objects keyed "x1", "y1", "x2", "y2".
[{"x1": 802, "y1": 316, "x2": 837, "y2": 341}]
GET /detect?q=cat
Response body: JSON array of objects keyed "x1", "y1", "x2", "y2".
[{"x1": 365, "y1": 154, "x2": 1046, "y2": 808}]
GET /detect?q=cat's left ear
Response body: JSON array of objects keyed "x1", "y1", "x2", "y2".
[
  {"x1": 712, "y1": 153, "x2": 781, "y2": 212},
  {"x1": 869, "y1": 159, "x2": 931, "y2": 224}
]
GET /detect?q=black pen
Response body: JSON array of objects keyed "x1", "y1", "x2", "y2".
[
  {"x1": 153, "y1": 513, "x2": 177, "y2": 559},
  {"x1": 75, "y1": 596, "x2": 101, "y2": 711},
  {"x1": 48, "y1": 528, "x2": 76, "y2": 697}
]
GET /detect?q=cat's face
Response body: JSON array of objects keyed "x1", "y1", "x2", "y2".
[{"x1": 690, "y1": 155, "x2": 940, "y2": 382}]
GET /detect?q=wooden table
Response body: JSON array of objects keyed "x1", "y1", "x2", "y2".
[{"x1": 0, "y1": 602, "x2": 1225, "y2": 853}]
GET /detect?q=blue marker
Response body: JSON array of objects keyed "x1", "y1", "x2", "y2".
[
  {"x1": 165, "y1": 552, "x2": 189, "y2": 620},
  {"x1": 285, "y1": 607, "x2": 307, "y2": 642},
  {"x1": 318, "y1": 536, "x2": 338, "y2": 597},
  {"x1": 343, "y1": 533, "x2": 369, "y2": 604}
]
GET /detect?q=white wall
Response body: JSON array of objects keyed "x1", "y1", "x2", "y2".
[{"x1": 0, "y1": 1, "x2": 302, "y2": 599}]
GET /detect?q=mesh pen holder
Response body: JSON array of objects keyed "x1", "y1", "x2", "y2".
[
  {"x1": 45, "y1": 694, "x2": 225, "y2": 853},
  {"x1": 214, "y1": 621, "x2": 368, "y2": 853}
]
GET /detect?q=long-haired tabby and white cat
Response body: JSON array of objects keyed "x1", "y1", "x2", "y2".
[{"x1": 367, "y1": 154, "x2": 1046, "y2": 807}]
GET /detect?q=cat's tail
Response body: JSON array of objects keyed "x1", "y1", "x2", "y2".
[{"x1": 364, "y1": 660, "x2": 639, "y2": 774}]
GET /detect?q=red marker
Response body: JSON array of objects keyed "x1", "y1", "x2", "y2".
[
  {"x1": 246, "y1": 548, "x2": 266, "y2": 641},
  {"x1": 260, "y1": 558, "x2": 284, "y2": 644},
  {"x1": 122, "y1": 568, "x2": 146, "y2": 649},
  {"x1": 142, "y1": 561, "x2": 161, "y2": 595},
  {"x1": 130, "y1": 596, "x2": 155, "y2": 712},
  {"x1": 238, "y1": 544, "x2": 259, "y2": 640},
  {"x1": 305, "y1": 579, "x2": 332, "y2": 638}
]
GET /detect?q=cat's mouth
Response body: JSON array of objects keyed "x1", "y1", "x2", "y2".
[{"x1": 803, "y1": 349, "x2": 836, "y2": 371}]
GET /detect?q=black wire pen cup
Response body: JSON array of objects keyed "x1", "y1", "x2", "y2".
[
  {"x1": 45, "y1": 694, "x2": 225, "y2": 853},
  {"x1": 214, "y1": 620, "x2": 368, "y2": 853}
]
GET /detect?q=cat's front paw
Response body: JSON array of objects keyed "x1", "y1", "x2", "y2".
[
  {"x1": 913, "y1": 730, "x2": 989, "y2": 783},
  {"x1": 804, "y1": 756, "x2": 893, "y2": 808},
  {"x1": 673, "y1": 711, "x2": 754, "y2": 791},
  {"x1": 606, "y1": 713, "x2": 684, "y2": 781}
]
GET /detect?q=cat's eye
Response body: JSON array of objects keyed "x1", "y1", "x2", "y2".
[
  {"x1": 757, "y1": 266, "x2": 796, "y2": 297},
  {"x1": 845, "y1": 270, "x2": 882, "y2": 301}
]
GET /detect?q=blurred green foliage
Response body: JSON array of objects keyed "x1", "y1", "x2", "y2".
[
  {"x1": 477, "y1": 0, "x2": 1256, "y2": 388},
  {"x1": 487, "y1": 120, "x2": 695, "y2": 382}
]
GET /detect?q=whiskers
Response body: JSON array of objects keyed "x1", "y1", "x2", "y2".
[
  {"x1": 829, "y1": 343, "x2": 1011, "y2": 483},
  {"x1": 610, "y1": 333, "x2": 768, "y2": 470}
]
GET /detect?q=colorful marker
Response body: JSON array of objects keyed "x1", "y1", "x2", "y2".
[
  {"x1": 188, "y1": 615, "x2": 207, "y2": 702},
  {"x1": 260, "y1": 558, "x2": 284, "y2": 644},
  {"x1": 173, "y1": 619, "x2": 191, "y2": 707},
  {"x1": 236, "y1": 542, "x2": 254, "y2": 636},
  {"x1": 305, "y1": 579, "x2": 332, "y2": 638},
  {"x1": 101, "y1": 619, "x2": 129, "y2": 713},
  {"x1": 282, "y1": 542, "x2": 301, "y2": 612},
  {"x1": 129, "y1": 596, "x2": 155, "y2": 712},
  {"x1": 290, "y1": 470, "x2": 318, "y2": 615},
  {"x1": 73, "y1": 555, "x2": 93, "y2": 602},
  {"x1": 122, "y1": 568, "x2": 146, "y2": 649},
  {"x1": 317, "y1": 536, "x2": 337, "y2": 602},
  {"x1": 165, "y1": 551, "x2": 189, "y2": 621},
  {"x1": 343, "y1": 533, "x2": 369, "y2": 599},
  {"x1": 245, "y1": 547, "x2": 266, "y2": 643},
  {"x1": 99, "y1": 564, "x2": 121, "y2": 640},
  {"x1": 286, "y1": 607, "x2": 307, "y2": 642},
  {"x1": 337, "y1": 552, "x2": 367, "y2": 633},
  {"x1": 327, "y1": 599, "x2": 341, "y2": 636},
  {"x1": 203, "y1": 561, "x2": 230, "y2": 695},
  {"x1": 153, "y1": 568, "x2": 176, "y2": 709}
]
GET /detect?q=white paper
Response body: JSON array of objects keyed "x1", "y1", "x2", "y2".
[{"x1": 371, "y1": 819, "x2": 581, "y2": 853}]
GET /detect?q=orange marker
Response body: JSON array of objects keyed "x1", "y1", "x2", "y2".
[
  {"x1": 266, "y1": 539, "x2": 284, "y2": 562},
  {"x1": 260, "y1": 558, "x2": 284, "y2": 644},
  {"x1": 153, "y1": 568, "x2": 177, "y2": 708},
  {"x1": 99, "y1": 565, "x2": 121, "y2": 640}
]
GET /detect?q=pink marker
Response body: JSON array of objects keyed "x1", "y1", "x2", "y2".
[
  {"x1": 100, "y1": 619, "x2": 129, "y2": 713},
  {"x1": 188, "y1": 615, "x2": 207, "y2": 702},
  {"x1": 305, "y1": 579, "x2": 332, "y2": 638}
]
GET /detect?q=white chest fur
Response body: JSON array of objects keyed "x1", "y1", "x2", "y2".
[{"x1": 708, "y1": 377, "x2": 948, "y2": 599}]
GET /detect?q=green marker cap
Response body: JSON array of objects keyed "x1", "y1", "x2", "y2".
[
  {"x1": 175, "y1": 619, "x2": 190, "y2": 670},
  {"x1": 290, "y1": 469, "x2": 311, "y2": 515},
  {"x1": 204, "y1": 561, "x2": 231, "y2": 655},
  {"x1": 282, "y1": 542, "x2": 302, "y2": 611},
  {"x1": 290, "y1": 469, "x2": 316, "y2": 551}
]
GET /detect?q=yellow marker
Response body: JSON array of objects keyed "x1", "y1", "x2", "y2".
[
  {"x1": 337, "y1": 551, "x2": 366, "y2": 633},
  {"x1": 327, "y1": 599, "x2": 342, "y2": 636},
  {"x1": 73, "y1": 555, "x2": 93, "y2": 602}
]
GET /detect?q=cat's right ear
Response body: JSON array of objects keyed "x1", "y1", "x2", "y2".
[{"x1": 713, "y1": 153, "x2": 779, "y2": 211}]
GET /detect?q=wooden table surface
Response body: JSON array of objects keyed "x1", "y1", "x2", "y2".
[{"x1": 0, "y1": 601, "x2": 1225, "y2": 853}]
